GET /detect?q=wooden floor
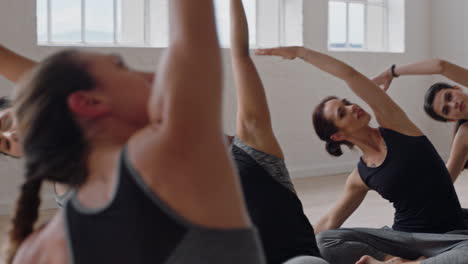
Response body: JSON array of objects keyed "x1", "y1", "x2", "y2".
[{"x1": 0, "y1": 171, "x2": 467, "y2": 262}]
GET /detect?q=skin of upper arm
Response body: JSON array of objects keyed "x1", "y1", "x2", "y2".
[
  {"x1": 441, "y1": 60, "x2": 468, "y2": 87},
  {"x1": 344, "y1": 71, "x2": 423, "y2": 136},
  {"x1": 447, "y1": 123, "x2": 468, "y2": 182},
  {"x1": 315, "y1": 169, "x2": 369, "y2": 233}
]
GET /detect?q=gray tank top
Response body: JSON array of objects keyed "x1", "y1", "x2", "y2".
[{"x1": 63, "y1": 146, "x2": 265, "y2": 264}]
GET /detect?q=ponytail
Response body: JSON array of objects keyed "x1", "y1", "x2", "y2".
[
  {"x1": 5, "y1": 178, "x2": 43, "y2": 264},
  {"x1": 4, "y1": 49, "x2": 95, "y2": 262},
  {"x1": 313, "y1": 96, "x2": 354, "y2": 157}
]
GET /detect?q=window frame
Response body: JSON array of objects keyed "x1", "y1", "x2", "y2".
[
  {"x1": 328, "y1": 0, "x2": 389, "y2": 52},
  {"x1": 37, "y1": 0, "x2": 303, "y2": 48}
]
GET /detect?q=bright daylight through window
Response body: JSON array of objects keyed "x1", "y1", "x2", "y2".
[{"x1": 37, "y1": 0, "x2": 303, "y2": 48}]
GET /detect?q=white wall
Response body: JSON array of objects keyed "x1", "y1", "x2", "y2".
[{"x1": 0, "y1": 0, "x2": 436, "y2": 213}]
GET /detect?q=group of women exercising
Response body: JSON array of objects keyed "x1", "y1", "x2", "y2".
[{"x1": 0, "y1": 0, "x2": 467, "y2": 263}]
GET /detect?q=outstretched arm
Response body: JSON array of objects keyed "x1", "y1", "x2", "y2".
[
  {"x1": 256, "y1": 47, "x2": 422, "y2": 136},
  {"x1": 314, "y1": 169, "x2": 369, "y2": 234},
  {"x1": 231, "y1": 0, "x2": 283, "y2": 158},
  {"x1": 373, "y1": 59, "x2": 468, "y2": 89},
  {"x1": 447, "y1": 123, "x2": 468, "y2": 182},
  {"x1": 0, "y1": 45, "x2": 37, "y2": 83},
  {"x1": 131, "y1": 0, "x2": 251, "y2": 229}
]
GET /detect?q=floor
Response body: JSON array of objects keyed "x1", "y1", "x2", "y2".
[{"x1": 0, "y1": 171, "x2": 467, "y2": 262}]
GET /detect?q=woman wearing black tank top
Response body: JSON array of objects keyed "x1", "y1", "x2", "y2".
[
  {"x1": 228, "y1": 2, "x2": 327, "y2": 264},
  {"x1": 257, "y1": 48, "x2": 468, "y2": 264},
  {"x1": 373, "y1": 60, "x2": 468, "y2": 182},
  {"x1": 4, "y1": 1, "x2": 265, "y2": 264}
]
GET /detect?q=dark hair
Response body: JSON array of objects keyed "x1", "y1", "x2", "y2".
[
  {"x1": 455, "y1": 119, "x2": 468, "y2": 170},
  {"x1": 5, "y1": 49, "x2": 95, "y2": 263},
  {"x1": 312, "y1": 96, "x2": 354, "y2": 157},
  {"x1": 424, "y1": 82, "x2": 455, "y2": 122}
]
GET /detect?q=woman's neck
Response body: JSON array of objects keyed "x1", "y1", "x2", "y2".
[{"x1": 347, "y1": 126, "x2": 386, "y2": 157}]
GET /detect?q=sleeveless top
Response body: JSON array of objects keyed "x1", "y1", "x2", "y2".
[
  {"x1": 64, "y1": 146, "x2": 265, "y2": 264},
  {"x1": 358, "y1": 128, "x2": 466, "y2": 233},
  {"x1": 231, "y1": 137, "x2": 321, "y2": 264}
]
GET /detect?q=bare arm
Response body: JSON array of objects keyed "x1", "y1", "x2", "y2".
[
  {"x1": 447, "y1": 123, "x2": 468, "y2": 182},
  {"x1": 257, "y1": 47, "x2": 422, "y2": 136},
  {"x1": 130, "y1": 0, "x2": 250, "y2": 229},
  {"x1": 230, "y1": 0, "x2": 283, "y2": 157},
  {"x1": 0, "y1": 45, "x2": 37, "y2": 83},
  {"x1": 374, "y1": 59, "x2": 468, "y2": 89},
  {"x1": 314, "y1": 169, "x2": 369, "y2": 234}
]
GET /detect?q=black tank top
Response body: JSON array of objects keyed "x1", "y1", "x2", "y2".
[
  {"x1": 231, "y1": 140, "x2": 321, "y2": 264},
  {"x1": 358, "y1": 128, "x2": 466, "y2": 233},
  {"x1": 64, "y1": 147, "x2": 265, "y2": 264}
]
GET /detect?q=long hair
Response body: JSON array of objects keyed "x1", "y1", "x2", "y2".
[{"x1": 5, "y1": 49, "x2": 96, "y2": 263}]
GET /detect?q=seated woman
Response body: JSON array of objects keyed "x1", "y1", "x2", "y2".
[
  {"x1": 257, "y1": 47, "x2": 468, "y2": 264},
  {"x1": 373, "y1": 60, "x2": 468, "y2": 182},
  {"x1": 5, "y1": 1, "x2": 265, "y2": 263},
  {"x1": 228, "y1": 1, "x2": 327, "y2": 264}
]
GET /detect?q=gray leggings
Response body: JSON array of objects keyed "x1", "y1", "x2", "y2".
[
  {"x1": 317, "y1": 228, "x2": 468, "y2": 264},
  {"x1": 284, "y1": 256, "x2": 330, "y2": 264}
]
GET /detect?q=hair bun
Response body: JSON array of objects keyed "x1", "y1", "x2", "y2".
[{"x1": 326, "y1": 141, "x2": 343, "y2": 157}]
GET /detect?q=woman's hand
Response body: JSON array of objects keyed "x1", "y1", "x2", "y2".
[
  {"x1": 372, "y1": 68, "x2": 394, "y2": 92},
  {"x1": 255, "y1": 46, "x2": 302, "y2": 60}
]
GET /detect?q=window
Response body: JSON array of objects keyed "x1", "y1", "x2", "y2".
[
  {"x1": 36, "y1": 0, "x2": 303, "y2": 48},
  {"x1": 328, "y1": 0, "x2": 405, "y2": 52}
]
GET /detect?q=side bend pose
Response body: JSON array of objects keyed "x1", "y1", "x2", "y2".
[
  {"x1": 5, "y1": 1, "x2": 266, "y2": 263},
  {"x1": 257, "y1": 47, "x2": 468, "y2": 264},
  {"x1": 229, "y1": 1, "x2": 327, "y2": 264},
  {"x1": 373, "y1": 60, "x2": 468, "y2": 182}
]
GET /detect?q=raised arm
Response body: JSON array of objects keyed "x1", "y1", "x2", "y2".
[
  {"x1": 0, "y1": 45, "x2": 36, "y2": 83},
  {"x1": 314, "y1": 169, "x2": 369, "y2": 234},
  {"x1": 256, "y1": 47, "x2": 422, "y2": 135},
  {"x1": 373, "y1": 59, "x2": 468, "y2": 89},
  {"x1": 230, "y1": 0, "x2": 282, "y2": 157},
  {"x1": 447, "y1": 123, "x2": 468, "y2": 182},
  {"x1": 131, "y1": 0, "x2": 250, "y2": 229}
]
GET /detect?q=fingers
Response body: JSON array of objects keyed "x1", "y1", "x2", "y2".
[{"x1": 255, "y1": 49, "x2": 275, "y2": 56}]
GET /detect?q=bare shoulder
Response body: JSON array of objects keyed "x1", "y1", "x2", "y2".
[
  {"x1": 457, "y1": 122, "x2": 468, "y2": 136},
  {"x1": 13, "y1": 211, "x2": 69, "y2": 264},
  {"x1": 454, "y1": 122, "x2": 468, "y2": 147},
  {"x1": 346, "y1": 168, "x2": 369, "y2": 191}
]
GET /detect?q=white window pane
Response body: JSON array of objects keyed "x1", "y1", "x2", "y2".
[
  {"x1": 214, "y1": 0, "x2": 230, "y2": 47},
  {"x1": 257, "y1": 0, "x2": 281, "y2": 47},
  {"x1": 284, "y1": 0, "x2": 303, "y2": 46},
  {"x1": 368, "y1": 0, "x2": 385, "y2": 5},
  {"x1": 85, "y1": 0, "x2": 114, "y2": 43},
  {"x1": 243, "y1": 0, "x2": 256, "y2": 47},
  {"x1": 149, "y1": 0, "x2": 169, "y2": 47},
  {"x1": 37, "y1": 0, "x2": 48, "y2": 42},
  {"x1": 214, "y1": 0, "x2": 256, "y2": 48},
  {"x1": 51, "y1": 0, "x2": 82, "y2": 42},
  {"x1": 348, "y1": 3, "x2": 364, "y2": 48},
  {"x1": 117, "y1": 0, "x2": 144, "y2": 44},
  {"x1": 367, "y1": 5, "x2": 384, "y2": 50},
  {"x1": 328, "y1": 1, "x2": 346, "y2": 48}
]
